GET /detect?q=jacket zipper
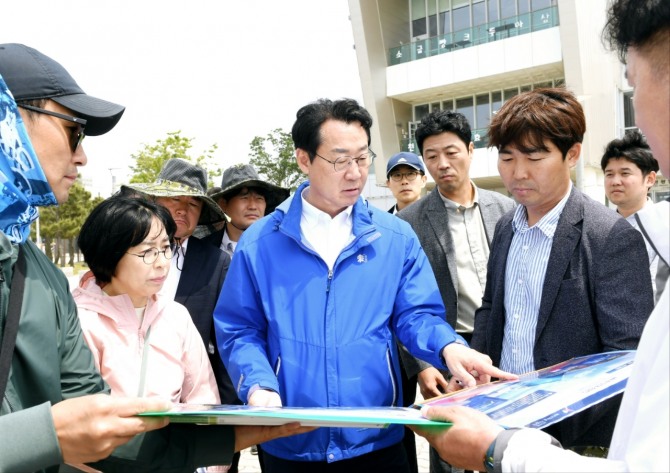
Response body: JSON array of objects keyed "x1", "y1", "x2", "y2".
[
  {"x1": 386, "y1": 344, "x2": 398, "y2": 407},
  {"x1": 274, "y1": 355, "x2": 282, "y2": 377}
]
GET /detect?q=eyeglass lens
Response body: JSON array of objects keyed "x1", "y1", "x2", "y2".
[
  {"x1": 142, "y1": 246, "x2": 174, "y2": 264},
  {"x1": 390, "y1": 171, "x2": 420, "y2": 182},
  {"x1": 333, "y1": 152, "x2": 374, "y2": 172}
]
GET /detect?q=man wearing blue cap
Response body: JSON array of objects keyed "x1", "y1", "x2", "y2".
[{"x1": 386, "y1": 152, "x2": 427, "y2": 214}]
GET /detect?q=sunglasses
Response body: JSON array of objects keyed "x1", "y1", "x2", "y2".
[{"x1": 18, "y1": 103, "x2": 87, "y2": 153}]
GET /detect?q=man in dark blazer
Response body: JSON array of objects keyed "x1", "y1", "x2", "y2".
[
  {"x1": 471, "y1": 88, "x2": 654, "y2": 452},
  {"x1": 398, "y1": 110, "x2": 514, "y2": 473}
]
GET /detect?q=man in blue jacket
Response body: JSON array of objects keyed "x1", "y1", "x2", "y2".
[{"x1": 214, "y1": 98, "x2": 514, "y2": 472}]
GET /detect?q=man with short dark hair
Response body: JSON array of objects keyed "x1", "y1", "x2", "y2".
[
  {"x1": 601, "y1": 129, "x2": 667, "y2": 300},
  {"x1": 397, "y1": 110, "x2": 514, "y2": 473},
  {"x1": 214, "y1": 98, "x2": 514, "y2": 473},
  {"x1": 471, "y1": 87, "x2": 653, "y2": 453},
  {"x1": 411, "y1": 5, "x2": 670, "y2": 460}
]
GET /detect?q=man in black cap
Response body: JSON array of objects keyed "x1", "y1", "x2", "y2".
[
  {"x1": 205, "y1": 163, "x2": 289, "y2": 257},
  {"x1": 0, "y1": 43, "x2": 308, "y2": 473}
]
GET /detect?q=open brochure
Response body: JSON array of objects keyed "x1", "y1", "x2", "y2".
[
  {"x1": 138, "y1": 350, "x2": 635, "y2": 429},
  {"x1": 416, "y1": 349, "x2": 634, "y2": 429}
]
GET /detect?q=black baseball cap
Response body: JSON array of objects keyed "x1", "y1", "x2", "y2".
[{"x1": 0, "y1": 43, "x2": 125, "y2": 136}]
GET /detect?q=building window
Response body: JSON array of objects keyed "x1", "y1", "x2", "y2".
[
  {"x1": 408, "y1": 78, "x2": 565, "y2": 151},
  {"x1": 623, "y1": 91, "x2": 636, "y2": 130},
  {"x1": 456, "y1": 96, "x2": 475, "y2": 126},
  {"x1": 412, "y1": 0, "x2": 428, "y2": 38}
]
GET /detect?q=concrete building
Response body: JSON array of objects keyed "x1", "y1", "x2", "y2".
[{"x1": 348, "y1": 0, "x2": 668, "y2": 210}]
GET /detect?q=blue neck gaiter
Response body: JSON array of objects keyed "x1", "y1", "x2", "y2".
[{"x1": 0, "y1": 74, "x2": 57, "y2": 244}]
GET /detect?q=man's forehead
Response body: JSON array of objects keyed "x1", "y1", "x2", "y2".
[
  {"x1": 157, "y1": 195, "x2": 203, "y2": 205},
  {"x1": 605, "y1": 157, "x2": 641, "y2": 171}
]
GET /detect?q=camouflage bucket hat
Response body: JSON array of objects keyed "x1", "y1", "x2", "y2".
[{"x1": 122, "y1": 158, "x2": 226, "y2": 225}]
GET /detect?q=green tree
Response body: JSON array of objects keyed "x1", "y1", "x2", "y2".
[
  {"x1": 129, "y1": 130, "x2": 221, "y2": 185},
  {"x1": 249, "y1": 128, "x2": 303, "y2": 190},
  {"x1": 36, "y1": 181, "x2": 98, "y2": 265}
]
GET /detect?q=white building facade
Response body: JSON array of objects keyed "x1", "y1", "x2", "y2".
[{"x1": 349, "y1": 0, "x2": 668, "y2": 210}]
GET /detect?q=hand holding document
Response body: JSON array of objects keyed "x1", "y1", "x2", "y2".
[{"x1": 139, "y1": 351, "x2": 635, "y2": 430}]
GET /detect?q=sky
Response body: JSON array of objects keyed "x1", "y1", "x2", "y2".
[{"x1": 1, "y1": 1, "x2": 363, "y2": 197}]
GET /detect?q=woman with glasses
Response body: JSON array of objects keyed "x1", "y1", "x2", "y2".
[{"x1": 73, "y1": 195, "x2": 220, "y2": 406}]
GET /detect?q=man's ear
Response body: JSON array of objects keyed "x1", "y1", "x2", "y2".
[
  {"x1": 296, "y1": 149, "x2": 311, "y2": 175},
  {"x1": 566, "y1": 142, "x2": 582, "y2": 168},
  {"x1": 645, "y1": 170, "x2": 657, "y2": 190}
]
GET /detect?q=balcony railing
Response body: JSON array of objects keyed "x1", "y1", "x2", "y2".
[
  {"x1": 389, "y1": 6, "x2": 559, "y2": 66},
  {"x1": 401, "y1": 127, "x2": 489, "y2": 154}
]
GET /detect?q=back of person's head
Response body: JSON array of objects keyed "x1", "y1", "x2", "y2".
[
  {"x1": 601, "y1": 129, "x2": 659, "y2": 175},
  {"x1": 291, "y1": 98, "x2": 373, "y2": 161},
  {"x1": 488, "y1": 87, "x2": 586, "y2": 159},
  {"x1": 603, "y1": 0, "x2": 670, "y2": 73},
  {"x1": 415, "y1": 110, "x2": 472, "y2": 155},
  {"x1": 78, "y1": 196, "x2": 176, "y2": 283}
]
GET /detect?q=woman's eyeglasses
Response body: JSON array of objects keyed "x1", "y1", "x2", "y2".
[{"x1": 126, "y1": 247, "x2": 174, "y2": 265}]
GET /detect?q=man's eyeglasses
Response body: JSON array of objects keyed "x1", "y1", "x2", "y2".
[
  {"x1": 389, "y1": 171, "x2": 422, "y2": 182},
  {"x1": 17, "y1": 104, "x2": 87, "y2": 153},
  {"x1": 126, "y1": 247, "x2": 174, "y2": 265},
  {"x1": 315, "y1": 150, "x2": 376, "y2": 173}
]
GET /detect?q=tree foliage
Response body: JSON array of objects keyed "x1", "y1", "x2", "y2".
[
  {"x1": 35, "y1": 181, "x2": 98, "y2": 264},
  {"x1": 129, "y1": 130, "x2": 221, "y2": 185},
  {"x1": 249, "y1": 128, "x2": 304, "y2": 190}
]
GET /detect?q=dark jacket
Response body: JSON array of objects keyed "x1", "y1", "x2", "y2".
[
  {"x1": 175, "y1": 236, "x2": 237, "y2": 404},
  {"x1": 397, "y1": 187, "x2": 515, "y2": 378},
  {"x1": 471, "y1": 187, "x2": 654, "y2": 448}
]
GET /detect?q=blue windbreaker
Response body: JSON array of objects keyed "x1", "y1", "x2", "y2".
[{"x1": 214, "y1": 181, "x2": 463, "y2": 462}]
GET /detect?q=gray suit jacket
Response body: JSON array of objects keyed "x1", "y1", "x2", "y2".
[
  {"x1": 397, "y1": 186, "x2": 515, "y2": 378},
  {"x1": 471, "y1": 187, "x2": 654, "y2": 448}
]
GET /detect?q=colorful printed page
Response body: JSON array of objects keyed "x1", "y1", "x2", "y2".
[{"x1": 417, "y1": 350, "x2": 635, "y2": 429}]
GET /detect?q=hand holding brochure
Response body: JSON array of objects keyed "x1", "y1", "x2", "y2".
[
  {"x1": 138, "y1": 350, "x2": 635, "y2": 429},
  {"x1": 416, "y1": 349, "x2": 634, "y2": 429}
]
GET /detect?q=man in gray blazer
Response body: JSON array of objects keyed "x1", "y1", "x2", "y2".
[
  {"x1": 471, "y1": 88, "x2": 653, "y2": 453},
  {"x1": 398, "y1": 110, "x2": 514, "y2": 473}
]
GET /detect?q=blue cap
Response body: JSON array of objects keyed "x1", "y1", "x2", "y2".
[{"x1": 386, "y1": 152, "x2": 425, "y2": 178}]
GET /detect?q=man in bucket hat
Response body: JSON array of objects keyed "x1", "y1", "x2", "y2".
[
  {"x1": 205, "y1": 163, "x2": 289, "y2": 256},
  {"x1": 123, "y1": 159, "x2": 244, "y2": 471}
]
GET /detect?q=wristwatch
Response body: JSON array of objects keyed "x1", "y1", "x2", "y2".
[{"x1": 483, "y1": 437, "x2": 496, "y2": 473}]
